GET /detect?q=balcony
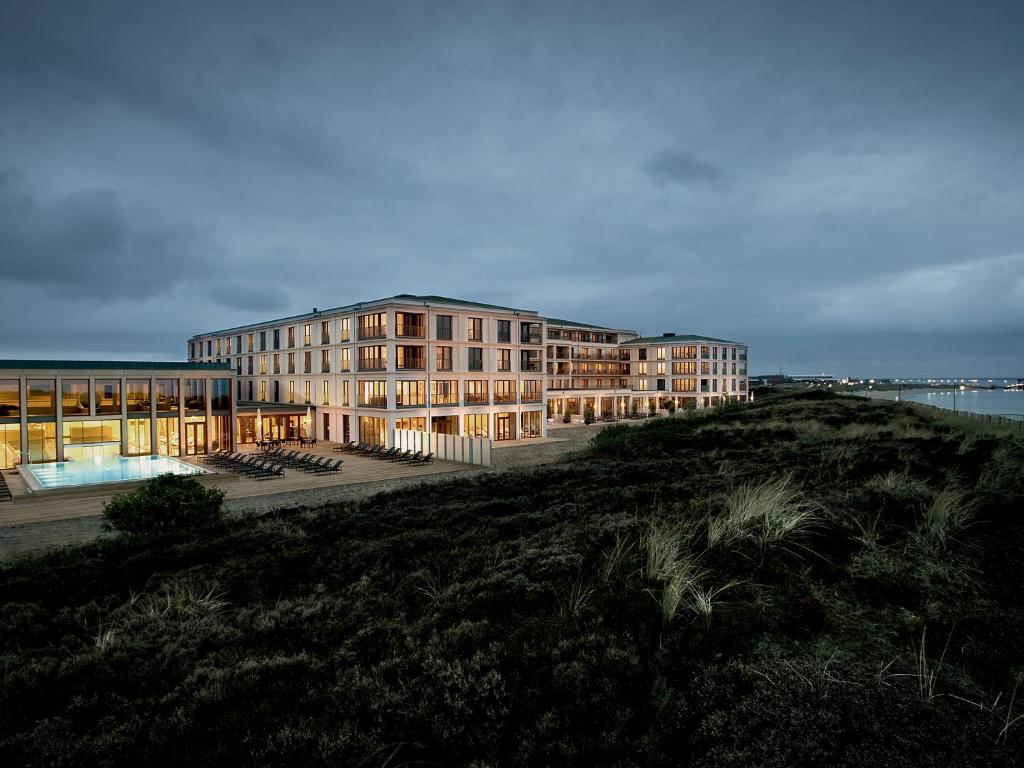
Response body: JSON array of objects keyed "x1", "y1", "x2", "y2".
[
  {"x1": 521, "y1": 394, "x2": 542, "y2": 403},
  {"x1": 359, "y1": 397, "x2": 387, "y2": 408},
  {"x1": 358, "y1": 328, "x2": 386, "y2": 341},
  {"x1": 358, "y1": 362, "x2": 387, "y2": 372},
  {"x1": 572, "y1": 352, "x2": 629, "y2": 362},
  {"x1": 396, "y1": 327, "x2": 425, "y2": 339},
  {"x1": 520, "y1": 362, "x2": 542, "y2": 372},
  {"x1": 396, "y1": 361, "x2": 425, "y2": 371},
  {"x1": 464, "y1": 394, "x2": 489, "y2": 405},
  {"x1": 494, "y1": 395, "x2": 516, "y2": 404},
  {"x1": 432, "y1": 394, "x2": 458, "y2": 406},
  {"x1": 321, "y1": 334, "x2": 330, "y2": 345}
]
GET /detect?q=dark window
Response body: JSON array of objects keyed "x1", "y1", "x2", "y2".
[
  {"x1": 273, "y1": 329, "x2": 280, "y2": 349},
  {"x1": 436, "y1": 315, "x2": 453, "y2": 340},
  {"x1": 468, "y1": 347, "x2": 484, "y2": 371},
  {"x1": 497, "y1": 320, "x2": 511, "y2": 343}
]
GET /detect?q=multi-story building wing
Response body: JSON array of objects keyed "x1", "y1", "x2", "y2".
[
  {"x1": 545, "y1": 318, "x2": 638, "y2": 421},
  {"x1": 188, "y1": 294, "x2": 548, "y2": 446},
  {"x1": 620, "y1": 333, "x2": 749, "y2": 410},
  {"x1": 187, "y1": 294, "x2": 750, "y2": 448}
]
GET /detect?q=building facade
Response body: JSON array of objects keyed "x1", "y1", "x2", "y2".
[
  {"x1": 0, "y1": 361, "x2": 235, "y2": 469},
  {"x1": 188, "y1": 295, "x2": 548, "y2": 446},
  {"x1": 188, "y1": 294, "x2": 749, "y2": 447}
]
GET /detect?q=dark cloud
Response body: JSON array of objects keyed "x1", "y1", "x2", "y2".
[
  {"x1": 0, "y1": 0, "x2": 1022, "y2": 375},
  {"x1": 0, "y1": 171, "x2": 214, "y2": 298},
  {"x1": 206, "y1": 281, "x2": 292, "y2": 313},
  {"x1": 642, "y1": 150, "x2": 723, "y2": 185}
]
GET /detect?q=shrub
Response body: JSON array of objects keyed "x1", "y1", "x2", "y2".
[
  {"x1": 583, "y1": 404, "x2": 595, "y2": 425},
  {"x1": 648, "y1": 400, "x2": 657, "y2": 417},
  {"x1": 666, "y1": 399, "x2": 676, "y2": 415},
  {"x1": 562, "y1": 406, "x2": 572, "y2": 424},
  {"x1": 101, "y1": 473, "x2": 226, "y2": 536}
]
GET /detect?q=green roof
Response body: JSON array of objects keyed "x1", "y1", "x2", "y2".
[
  {"x1": 0, "y1": 360, "x2": 231, "y2": 371},
  {"x1": 621, "y1": 334, "x2": 745, "y2": 346},
  {"x1": 544, "y1": 317, "x2": 637, "y2": 333},
  {"x1": 191, "y1": 293, "x2": 539, "y2": 338}
]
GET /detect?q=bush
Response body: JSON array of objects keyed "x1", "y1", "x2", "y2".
[
  {"x1": 562, "y1": 406, "x2": 572, "y2": 424},
  {"x1": 666, "y1": 399, "x2": 676, "y2": 415},
  {"x1": 583, "y1": 404, "x2": 595, "y2": 425},
  {"x1": 648, "y1": 400, "x2": 657, "y2": 417},
  {"x1": 101, "y1": 473, "x2": 226, "y2": 536}
]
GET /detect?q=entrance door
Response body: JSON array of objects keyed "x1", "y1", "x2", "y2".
[
  {"x1": 495, "y1": 413, "x2": 514, "y2": 441},
  {"x1": 342, "y1": 415, "x2": 350, "y2": 443},
  {"x1": 323, "y1": 413, "x2": 330, "y2": 441},
  {"x1": 186, "y1": 422, "x2": 206, "y2": 455}
]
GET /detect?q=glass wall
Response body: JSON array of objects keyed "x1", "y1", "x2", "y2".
[
  {"x1": 95, "y1": 379, "x2": 121, "y2": 414},
  {"x1": 521, "y1": 411, "x2": 542, "y2": 438},
  {"x1": 62, "y1": 379, "x2": 90, "y2": 416},
  {"x1": 395, "y1": 417, "x2": 426, "y2": 432},
  {"x1": 211, "y1": 378, "x2": 231, "y2": 410},
  {"x1": 157, "y1": 379, "x2": 179, "y2": 411},
  {"x1": 0, "y1": 423, "x2": 20, "y2": 468},
  {"x1": 359, "y1": 415, "x2": 387, "y2": 446},
  {"x1": 27, "y1": 421, "x2": 57, "y2": 463},
  {"x1": 209, "y1": 415, "x2": 230, "y2": 452},
  {"x1": 0, "y1": 380, "x2": 19, "y2": 418},
  {"x1": 127, "y1": 379, "x2": 151, "y2": 412},
  {"x1": 27, "y1": 380, "x2": 55, "y2": 416},
  {"x1": 126, "y1": 418, "x2": 151, "y2": 455},
  {"x1": 157, "y1": 416, "x2": 180, "y2": 456},
  {"x1": 431, "y1": 415, "x2": 459, "y2": 435},
  {"x1": 185, "y1": 379, "x2": 206, "y2": 411},
  {"x1": 464, "y1": 413, "x2": 488, "y2": 438},
  {"x1": 63, "y1": 420, "x2": 122, "y2": 461}
]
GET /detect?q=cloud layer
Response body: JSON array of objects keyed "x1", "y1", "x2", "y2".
[{"x1": 0, "y1": 0, "x2": 1022, "y2": 375}]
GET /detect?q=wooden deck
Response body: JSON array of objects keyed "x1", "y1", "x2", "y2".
[{"x1": 0, "y1": 443, "x2": 467, "y2": 527}]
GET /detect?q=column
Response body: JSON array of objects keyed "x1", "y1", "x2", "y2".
[
  {"x1": 178, "y1": 376, "x2": 186, "y2": 457},
  {"x1": 149, "y1": 376, "x2": 158, "y2": 456},
  {"x1": 119, "y1": 375, "x2": 128, "y2": 457},
  {"x1": 18, "y1": 375, "x2": 27, "y2": 465},
  {"x1": 204, "y1": 376, "x2": 213, "y2": 454},
  {"x1": 54, "y1": 375, "x2": 64, "y2": 462}
]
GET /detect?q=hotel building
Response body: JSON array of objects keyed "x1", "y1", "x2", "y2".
[
  {"x1": 0, "y1": 361, "x2": 235, "y2": 470},
  {"x1": 187, "y1": 294, "x2": 748, "y2": 448}
]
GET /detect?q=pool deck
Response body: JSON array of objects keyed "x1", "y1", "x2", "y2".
[{"x1": 0, "y1": 443, "x2": 471, "y2": 528}]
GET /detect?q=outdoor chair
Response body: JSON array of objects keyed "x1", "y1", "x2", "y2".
[
  {"x1": 388, "y1": 449, "x2": 412, "y2": 462},
  {"x1": 401, "y1": 451, "x2": 423, "y2": 464},
  {"x1": 314, "y1": 459, "x2": 344, "y2": 475}
]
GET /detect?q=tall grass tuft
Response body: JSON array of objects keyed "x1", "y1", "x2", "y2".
[
  {"x1": 642, "y1": 521, "x2": 706, "y2": 624},
  {"x1": 128, "y1": 580, "x2": 227, "y2": 621},
  {"x1": 915, "y1": 488, "x2": 977, "y2": 551},
  {"x1": 599, "y1": 531, "x2": 636, "y2": 584},
  {"x1": 708, "y1": 475, "x2": 820, "y2": 560}
]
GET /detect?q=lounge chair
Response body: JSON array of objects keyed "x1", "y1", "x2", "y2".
[{"x1": 314, "y1": 459, "x2": 344, "y2": 475}]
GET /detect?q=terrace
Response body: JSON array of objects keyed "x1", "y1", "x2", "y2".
[{"x1": 0, "y1": 443, "x2": 469, "y2": 527}]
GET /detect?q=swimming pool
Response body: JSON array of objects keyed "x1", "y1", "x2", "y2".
[{"x1": 21, "y1": 455, "x2": 208, "y2": 492}]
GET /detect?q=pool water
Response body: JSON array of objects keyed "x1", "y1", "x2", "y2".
[{"x1": 21, "y1": 455, "x2": 207, "y2": 491}]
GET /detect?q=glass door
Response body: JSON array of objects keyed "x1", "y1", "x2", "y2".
[
  {"x1": 495, "y1": 413, "x2": 514, "y2": 441},
  {"x1": 185, "y1": 422, "x2": 206, "y2": 455}
]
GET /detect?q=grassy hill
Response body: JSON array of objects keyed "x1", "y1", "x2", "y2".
[{"x1": 2, "y1": 392, "x2": 1022, "y2": 766}]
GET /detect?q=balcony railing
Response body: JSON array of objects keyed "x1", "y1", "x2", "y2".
[
  {"x1": 321, "y1": 334, "x2": 330, "y2": 345},
  {"x1": 358, "y1": 362, "x2": 387, "y2": 371},
  {"x1": 359, "y1": 397, "x2": 387, "y2": 408},
  {"x1": 396, "y1": 361, "x2": 425, "y2": 370},
  {"x1": 358, "y1": 328, "x2": 386, "y2": 340},
  {"x1": 521, "y1": 394, "x2": 542, "y2": 403},
  {"x1": 396, "y1": 327, "x2": 425, "y2": 338},
  {"x1": 494, "y1": 395, "x2": 516, "y2": 404},
  {"x1": 464, "y1": 394, "x2": 489, "y2": 404},
  {"x1": 432, "y1": 395, "x2": 459, "y2": 406}
]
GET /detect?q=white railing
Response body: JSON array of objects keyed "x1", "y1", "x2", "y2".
[{"x1": 390, "y1": 429, "x2": 492, "y2": 466}]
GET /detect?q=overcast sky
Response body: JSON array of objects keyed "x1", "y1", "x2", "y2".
[{"x1": 1, "y1": 0, "x2": 1022, "y2": 376}]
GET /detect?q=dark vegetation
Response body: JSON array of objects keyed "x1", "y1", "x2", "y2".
[{"x1": 2, "y1": 392, "x2": 1023, "y2": 766}]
